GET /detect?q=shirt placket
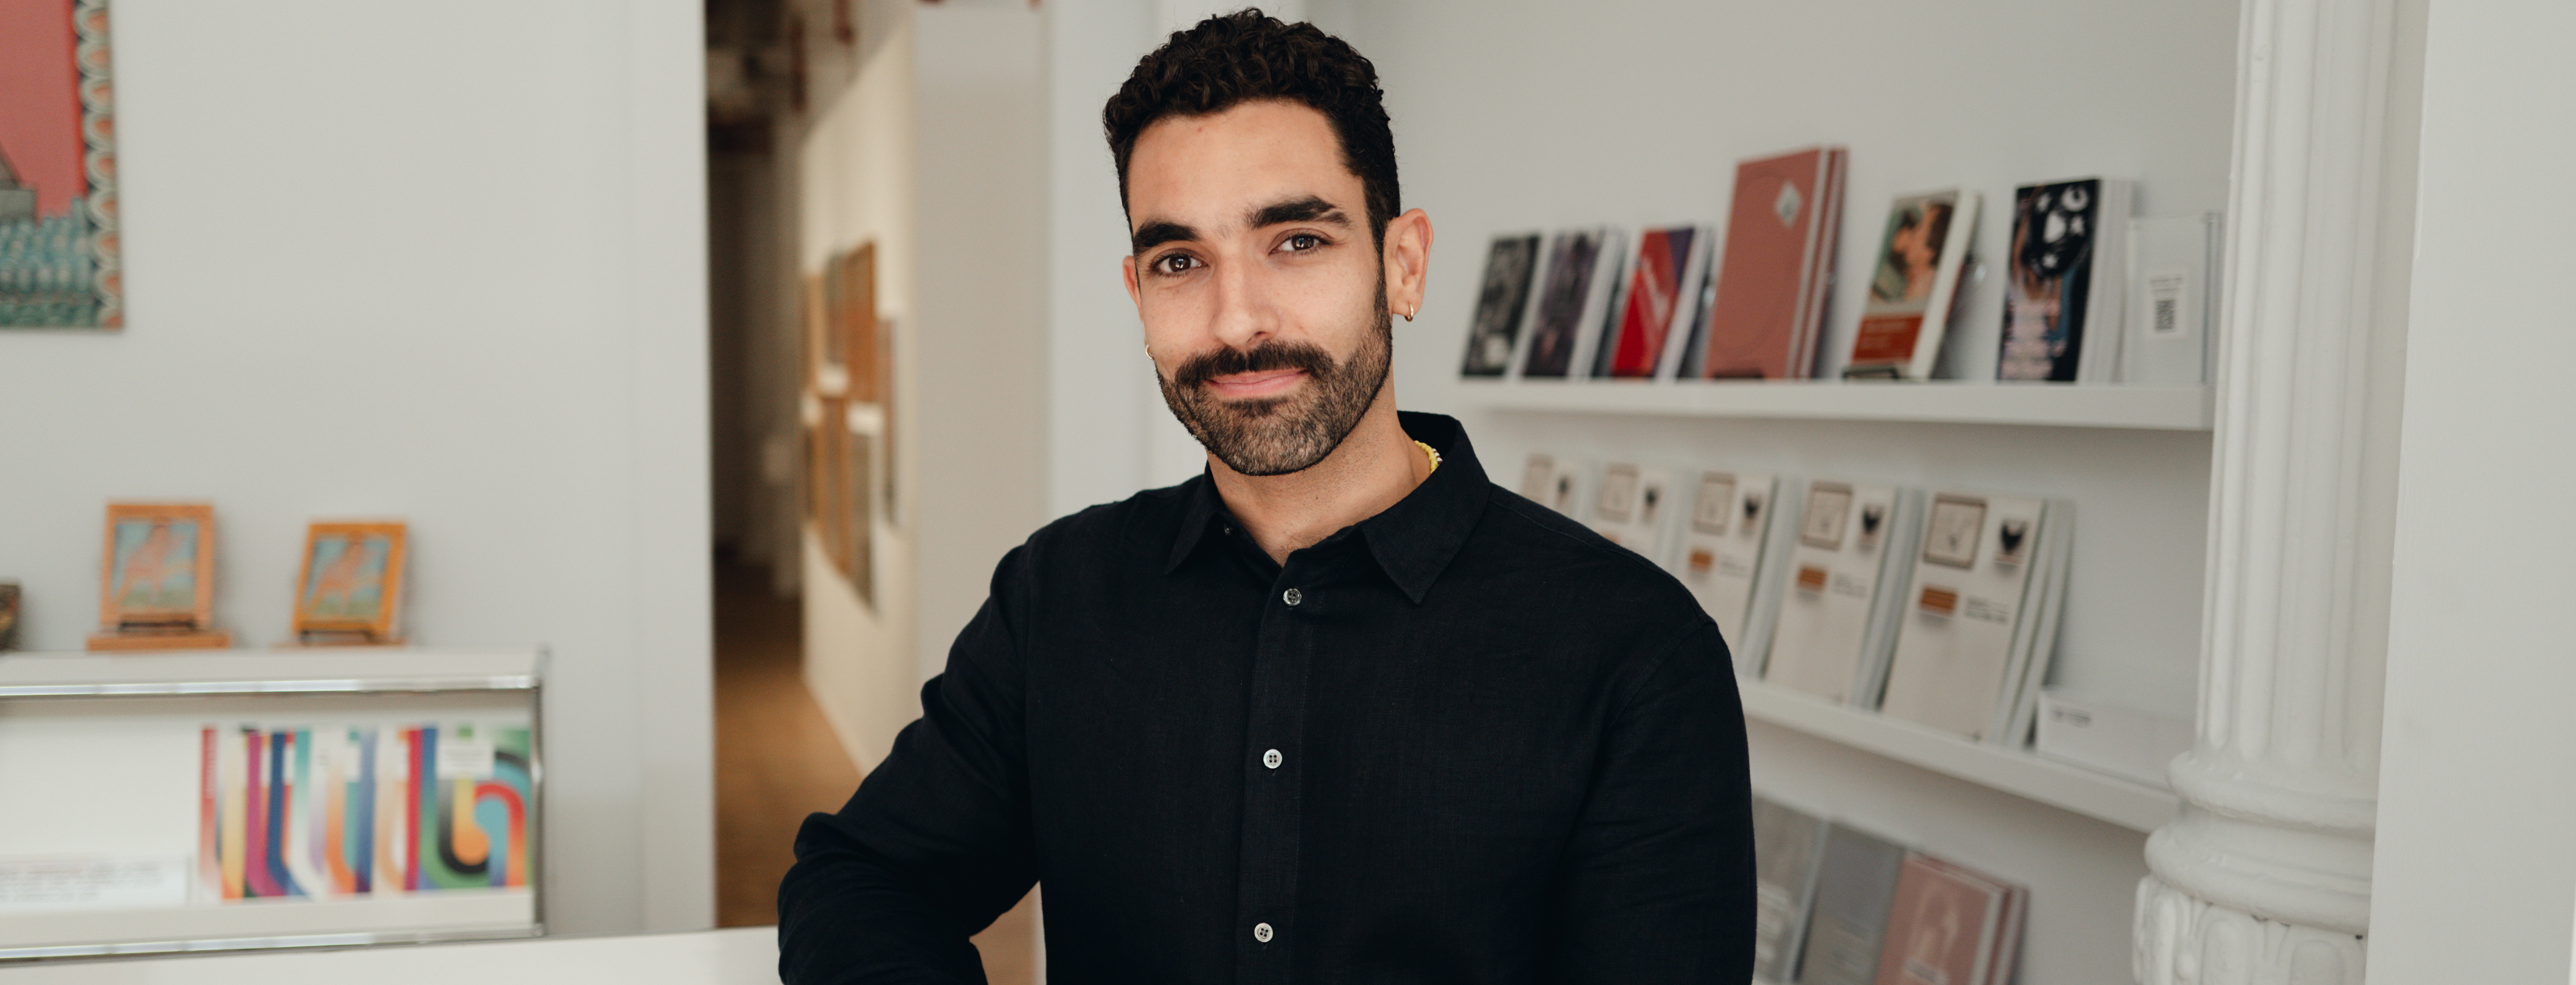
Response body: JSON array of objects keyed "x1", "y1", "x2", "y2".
[{"x1": 1231, "y1": 560, "x2": 1316, "y2": 985}]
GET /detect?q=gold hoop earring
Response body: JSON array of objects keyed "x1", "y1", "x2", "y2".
[{"x1": 1404, "y1": 304, "x2": 1417, "y2": 322}]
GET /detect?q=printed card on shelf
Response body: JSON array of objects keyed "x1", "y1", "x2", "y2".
[
  {"x1": 1674, "y1": 471, "x2": 1799, "y2": 674},
  {"x1": 1763, "y1": 482, "x2": 1921, "y2": 706},
  {"x1": 2121, "y1": 211, "x2": 2220, "y2": 384},
  {"x1": 1877, "y1": 494, "x2": 2062, "y2": 743},
  {"x1": 1845, "y1": 189, "x2": 1979, "y2": 380},
  {"x1": 1874, "y1": 852, "x2": 2023, "y2": 985},
  {"x1": 1797, "y1": 821, "x2": 1908, "y2": 985},
  {"x1": 1459, "y1": 231, "x2": 1543, "y2": 378},
  {"x1": 1589, "y1": 462, "x2": 1676, "y2": 563},
  {"x1": 1751, "y1": 795, "x2": 1830, "y2": 985}
]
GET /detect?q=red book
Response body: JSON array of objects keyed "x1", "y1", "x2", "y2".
[
  {"x1": 1701, "y1": 146, "x2": 1847, "y2": 379},
  {"x1": 1605, "y1": 226, "x2": 1706, "y2": 378},
  {"x1": 199, "y1": 728, "x2": 218, "y2": 897}
]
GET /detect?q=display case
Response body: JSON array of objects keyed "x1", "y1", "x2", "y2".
[{"x1": 0, "y1": 647, "x2": 543, "y2": 961}]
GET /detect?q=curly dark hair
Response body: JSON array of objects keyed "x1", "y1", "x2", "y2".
[{"x1": 1103, "y1": 9, "x2": 1399, "y2": 248}]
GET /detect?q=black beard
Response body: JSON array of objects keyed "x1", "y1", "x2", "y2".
[{"x1": 1156, "y1": 298, "x2": 1393, "y2": 478}]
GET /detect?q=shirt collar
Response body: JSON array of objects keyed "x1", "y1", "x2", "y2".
[{"x1": 1163, "y1": 412, "x2": 1492, "y2": 604}]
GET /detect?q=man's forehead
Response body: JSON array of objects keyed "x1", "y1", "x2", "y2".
[{"x1": 1126, "y1": 100, "x2": 1360, "y2": 233}]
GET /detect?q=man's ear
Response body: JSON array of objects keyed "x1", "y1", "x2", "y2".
[
  {"x1": 1121, "y1": 254, "x2": 1142, "y2": 309},
  {"x1": 1383, "y1": 208, "x2": 1435, "y2": 322}
]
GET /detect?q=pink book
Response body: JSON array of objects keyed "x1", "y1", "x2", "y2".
[
  {"x1": 1874, "y1": 852, "x2": 2014, "y2": 985},
  {"x1": 1702, "y1": 146, "x2": 1846, "y2": 380}
]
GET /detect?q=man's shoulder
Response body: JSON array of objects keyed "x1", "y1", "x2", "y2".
[
  {"x1": 1468, "y1": 484, "x2": 1714, "y2": 626},
  {"x1": 1019, "y1": 475, "x2": 1201, "y2": 563}
]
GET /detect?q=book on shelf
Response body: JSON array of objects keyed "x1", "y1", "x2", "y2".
[
  {"x1": 1459, "y1": 231, "x2": 1543, "y2": 378},
  {"x1": 1752, "y1": 795, "x2": 1830, "y2": 985},
  {"x1": 202, "y1": 723, "x2": 534, "y2": 901},
  {"x1": 1598, "y1": 224, "x2": 1714, "y2": 380},
  {"x1": 1998, "y1": 177, "x2": 2134, "y2": 383},
  {"x1": 1845, "y1": 189, "x2": 1981, "y2": 381},
  {"x1": 1878, "y1": 493, "x2": 2071, "y2": 744},
  {"x1": 1798, "y1": 821, "x2": 1908, "y2": 985},
  {"x1": 1517, "y1": 452, "x2": 1587, "y2": 519},
  {"x1": 2036, "y1": 688, "x2": 2193, "y2": 789},
  {"x1": 1701, "y1": 145, "x2": 1848, "y2": 380},
  {"x1": 2121, "y1": 211, "x2": 2221, "y2": 385},
  {"x1": 1588, "y1": 461, "x2": 1678, "y2": 563},
  {"x1": 1519, "y1": 227, "x2": 1627, "y2": 380},
  {"x1": 1763, "y1": 482, "x2": 1922, "y2": 707},
  {"x1": 1875, "y1": 852, "x2": 2027, "y2": 985},
  {"x1": 1673, "y1": 470, "x2": 1799, "y2": 676}
]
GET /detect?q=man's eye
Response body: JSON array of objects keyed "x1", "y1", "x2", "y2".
[
  {"x1": 1154, "y1": 254, "x2": 1199, "y2": 274},
  {"x1": 1282, "y1": 234, "x2": 1324, "y2": 253}
]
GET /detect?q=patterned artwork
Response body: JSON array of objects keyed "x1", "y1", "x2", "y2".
[
  {"x1": 198, "y1": 724, "x2": 534, "y2": 900},
  {"x1": 0, "y1": 0, "x2": 121, "y2": 328}
]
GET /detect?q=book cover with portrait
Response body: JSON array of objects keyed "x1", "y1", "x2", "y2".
[
  {"x1": 1701, "y1": 146, "x2": 1847, "y2": 380},
  {"x1": 1845, "y1": 190, "x2": 1978, "y2": 380},
  {"x1": 1997, "y1": 179, "x2": 2132, "y2": 382},
  {"x1": 1519, "y1": 228, "x2": 1621, "y2": 379},
  {"x1": 1459, "y1": 232, "x2": 1541, "y2": 377}
]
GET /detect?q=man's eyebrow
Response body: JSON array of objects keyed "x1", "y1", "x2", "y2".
[
  {"x1": 1130, "y1": 220, "x2": 1197, "y2": 254},
  {"x1": 1248, "y1": 195, "x2": 1351, "y2": 231}
]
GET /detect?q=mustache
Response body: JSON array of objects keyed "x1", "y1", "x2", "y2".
[{"x1": 1171, "y1": 340, "x2": 1338, "y2": 391}]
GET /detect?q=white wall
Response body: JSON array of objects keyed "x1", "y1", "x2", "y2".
[
  {"x1": 2369, "y1": 0, "x2": 2576, "y2": 979},
  {"x1": 1328, "y1": 2, "x2": 2235, "y2": 982},
  {"x1": 0, "y1": 0, "x2": 714, "y2": 935}
]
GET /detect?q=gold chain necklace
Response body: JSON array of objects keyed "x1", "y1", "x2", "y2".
[{"x1": 1413, "y1": 440, "x2": 1442, "y2": 474}]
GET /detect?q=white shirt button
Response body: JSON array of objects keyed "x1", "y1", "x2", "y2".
[
  {"x1": 1253, "y1": 922, "x2": 1274, "y2": 943},
  {"x1": 1282, "y1": 588, "x2": 1303, "y2": 606},
  {"x1": 1262, "y1": 749, "x2": 1282, "y2": 769}
]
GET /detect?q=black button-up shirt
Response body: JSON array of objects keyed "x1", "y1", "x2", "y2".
[{"x1": 779, "y1": 412, "x2": 1754, "y2": 984}]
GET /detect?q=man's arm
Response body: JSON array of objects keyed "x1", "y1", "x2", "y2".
[
  {"x1": 1543, "y1": 618, "x2": 1758, "y2": 983},
  {"x1": 778, "y1": 546, "x2": 1040, "y2": 985}
]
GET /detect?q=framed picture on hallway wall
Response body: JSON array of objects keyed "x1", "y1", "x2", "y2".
[
  {"x1": 1, "y1": 0, "x2": 123, "y2": 329},
  {"x1": 290, "y1": 520, "x2": 408, "y2": 644},
  {"x1": 97, "y1": 502, "x2": 216, "y2": 631}
]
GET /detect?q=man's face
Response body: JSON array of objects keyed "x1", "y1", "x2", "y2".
[{"x1": 1122, "y1": 100, "x2": 1392, "y2": 478}]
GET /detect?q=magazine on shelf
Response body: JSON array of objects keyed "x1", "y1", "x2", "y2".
[
  {"x1": 1519, "y1": 227, "x2": 1626, "y2": 380},
  {"x1": 1798, "y1": 821, "x2": 1908, "y2": 985},
  {"x1": 2121, "y1": 211, "x2": 2221, "y2": 384},
  {"x1": 1845, "y1": 189, "x2": 1980, "y2": 380},
  {"x1": 1879, "y1": 494, "x2": 2069, "y2": 743},
  {"x1": 1674, "y1": 471, "x2": 1800, "y2": 675},
  {"x1": 1875, "y1": 852, "x2": 2025, "y2": 985},
  {"x1": 1997, "y1": 178, "x2": 2134, "y2": 382},
  {"x1": 1701, "y1": 146, "x2": 1848, "y2": 380},
  {"x1": 1763, "y1": 482, "x2": 1921, "y2": 707},
  {"x1": 1751, "y1": 795, "x2": 1831, "y2": 985},
  {"x1": 1459, "y1": 231, "x2": 1543, "y2": 378},
  {"x1": 1599, "y1": 224, "x2": 1714, "y2": 380},
  {"x1": 201, "y1": 723, "x2": 534, "y2": 902},
  {"x1": 1588, "y1": 462, "x2": 1677, "y2": 564}
]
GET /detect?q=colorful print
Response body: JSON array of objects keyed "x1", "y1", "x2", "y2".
[{"x1": 199, "y1": 724, "x2": 533, "y2": 901}]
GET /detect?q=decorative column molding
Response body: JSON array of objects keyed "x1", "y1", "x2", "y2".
[{"x1": 2133, "y1": 0, "x2": 2423, "y2": 979}]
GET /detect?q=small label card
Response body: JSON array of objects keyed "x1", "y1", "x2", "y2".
[{"x1": 0, "y1": 856, "x2": 188, "y2": 912}]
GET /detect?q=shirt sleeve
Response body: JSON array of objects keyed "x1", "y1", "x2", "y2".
[
  {"x1": 1542, "y1": 618, "x2": 1758, "y2": 984},
  {"x1": 777, "y1": 545, "x2": 1040, "y2": 985}
]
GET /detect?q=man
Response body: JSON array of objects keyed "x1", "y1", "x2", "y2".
[{"x1": 779, "y1": 12, "x2": 1753, "y2": 983}]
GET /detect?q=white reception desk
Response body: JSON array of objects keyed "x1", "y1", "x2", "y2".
[{"x1": 0, "y1": 928, "x2": 778, "y2": 984}]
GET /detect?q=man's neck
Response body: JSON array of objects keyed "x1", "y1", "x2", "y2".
[{"x1": 1209, "y1": 389, "x2": 1429, "y2": 566}]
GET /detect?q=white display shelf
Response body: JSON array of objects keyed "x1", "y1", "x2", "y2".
[
  {"x1": 0, "y1": 648, "x2": 542, "y2": 697},
  {"x1": 1737, "y1": 677, "x2": 2179, "y2": 833},
  {"x1": 1447, "y1": 379, "x2": 2214, "y2": 431}
]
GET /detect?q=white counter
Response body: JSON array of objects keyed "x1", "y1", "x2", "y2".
[{"x1": 0, "y1": 928, "x2": 778, "y2": 984}]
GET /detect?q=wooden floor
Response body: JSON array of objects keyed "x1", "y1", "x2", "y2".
[{"x1": 712, "y1": 556, "x2": 1036, "y2": 982}]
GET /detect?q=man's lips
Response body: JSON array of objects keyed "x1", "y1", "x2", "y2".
[{"x1": 1205, "y1": 369, "x2": 1307, "y2": 398}]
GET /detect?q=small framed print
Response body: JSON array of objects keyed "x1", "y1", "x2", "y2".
[
  {"x1": 293, "y1": 522, "x2": 407, "y2": 641},
  {"x1": 100, "y1": 503, "x2": 216, "y2": 630},
  {"x1": 1856, "y1": 501, "x2": 1888, "y2": 552},
  {"x1": 1596, "y1": 464, "x2": 1640, "y2": 524},
  {"x1": 1801, "y1": 483, "x2": 1854, "y2": 550},
  {"x1": 1994, "y1": 516, "x2": 2032, "y2": 567},
  {"x1": 1693, "y1": 473, "x2": 1735, "y2": 536},
  {"x1": 1924, "y1": 495, "x2": 1988, "y2": 569},
  {"x1": 1520, "y1": 454, "x2": 1557, "y2": 501},
  {"x1": 1739, "y1": 488, "x2": 1765, "y2": 539}
]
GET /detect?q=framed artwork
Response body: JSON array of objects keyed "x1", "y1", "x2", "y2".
[
  {"x1": 0, "y1": 580, "x2": 19, "y2": 650},
  {"x1": 836, "y1": 244, "x2": 879, "y2": 402},
  {"x1": 800, "y1": 273, "x2": 827, "y2": 390},
  {"x1": 2, "y1": 0, "x2": 122, "y2": 329},
  {"x1": 1693, "y1": 473, "x2": 1735, "y2": 537},
  {"x1": 1800, "y1": 483, "x2": 1853, "y2": 551},
  {"x1": 292, "y1": 521, "x2": 407, "y2": 642},
  {"x1": 841, "y1": 425, "x2": 875, "y2": 608},
  {"x1": 99, "y1": 503, "x2": 215, "y2": 631},
  {"x1": 1923, "y1": 495, "x2": 1988, "y2": 569}
]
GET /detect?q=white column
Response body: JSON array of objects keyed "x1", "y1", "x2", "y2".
[{"x1": 2132, "y1": 0, "x2": 2425, "y2": 980}]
